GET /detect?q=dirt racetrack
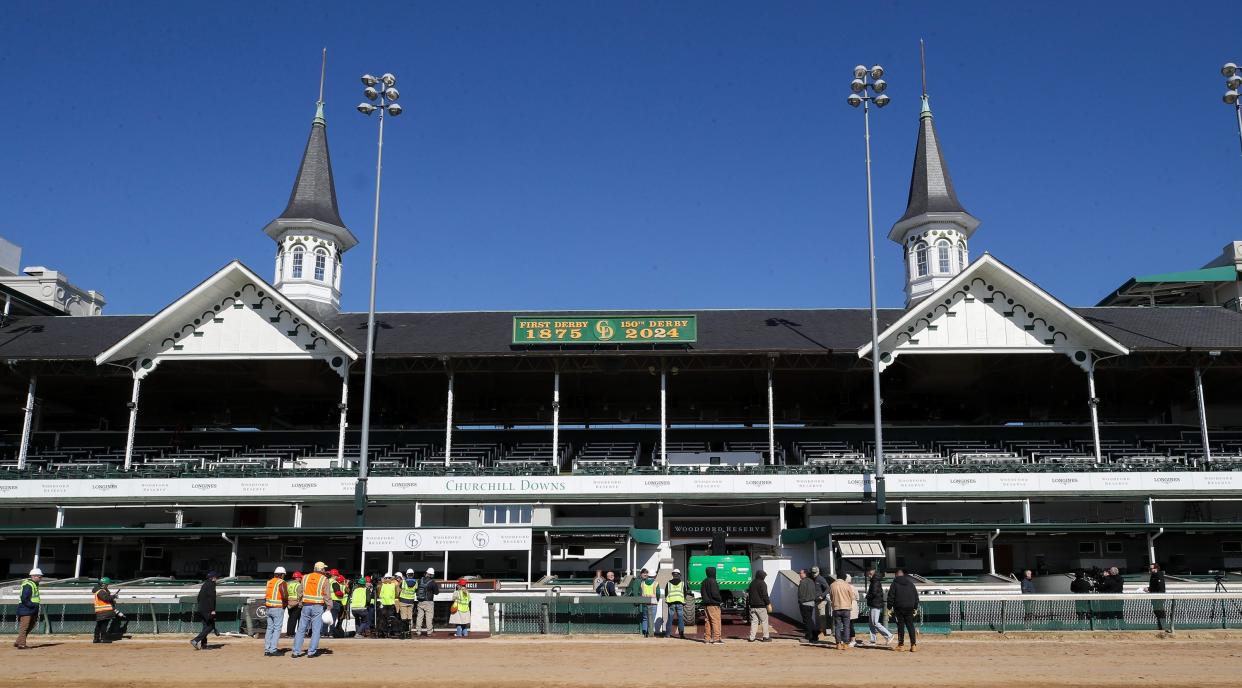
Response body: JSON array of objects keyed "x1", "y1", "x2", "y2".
[{"x1": 2, "y1": 633, "x2": 1240, "y2": 687}]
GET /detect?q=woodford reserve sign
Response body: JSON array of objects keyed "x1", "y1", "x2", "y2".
[
  {"x1": 668, "y1": 520, "x2": 774, "y2": 539},
  {"x1": 513, "y1": 315, "x2": 697, "y2": 344}
]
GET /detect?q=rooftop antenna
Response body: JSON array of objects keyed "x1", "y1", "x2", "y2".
[{"x1": 919, "y1": 39, "x2": 929, "y2": 97}]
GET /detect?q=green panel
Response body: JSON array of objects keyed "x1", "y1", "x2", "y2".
[
  {"x1": 512, "y1": 315, "x2": 697, "y2": 345},
  {"x1": 1135, "y1": 265, "x2": 1237, "y2": 284},
  {"x1": 687, "y1": 555, "x2": 752, "y2": 591}
]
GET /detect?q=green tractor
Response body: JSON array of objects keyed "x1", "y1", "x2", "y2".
[{"x1": 686, "y1": 555, "x2": 753, "y2": 624}]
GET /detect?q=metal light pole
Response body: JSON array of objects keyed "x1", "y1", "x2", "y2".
[
  {"x1": 354, "y1": 73, "x2": 403, "y2": 526},
  {"x1": 1222, "y1": 63, "x2": 1242, "y2": 156},
  {"x1": 847, "y1": 64, "x2": 891, "y2": 524}
]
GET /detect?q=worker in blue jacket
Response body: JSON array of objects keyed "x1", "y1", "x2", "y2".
[{"x1": 14, "y1": 567, "x2": 43, "y2": 649}]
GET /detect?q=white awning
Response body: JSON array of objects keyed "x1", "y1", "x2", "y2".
[{"x1": 836, "y1": 540, "x2": 886, "y2": 558}]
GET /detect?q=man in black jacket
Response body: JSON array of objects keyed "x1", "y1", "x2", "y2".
[
  {"x1": 699, "y1": 567, "x2": 724, "y2": 644},
  {"x1": 191, "y1": 571, "x2": 219, "y2": 650},
  {"x1": 864, "y1": 568, "x2": 892, "y2": 645},
  {"x1": 796, "y1": 569, "x2": 819, "y2": 644},
  {"x1": 886, "y1": 569, "x2": 919, "y2": 652},
  {"x1": 1147, "y1": 563, "x2": 1168, "y2": 632},
  {"x1": 1071, "y1": 570, "x2": 1093, "y2": 622},
  {"x1": 746, "y1": 570, "x2": 772, "y2": 642}
]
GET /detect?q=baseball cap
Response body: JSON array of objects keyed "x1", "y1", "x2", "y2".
[
  {"x1": 29, "y1": 568, "x2": 43, "y2": 577},
  {"x1": 206, "y1": 570, "x2": 219, "y2": 579},
  {"x1": 314, "y1": 561, "x2": 327, "y2": 571},
  {"x1": 274, "y1": 566, "x2": 287, "y2": 575},
  {"x1": 426, "y1": 567, "x2": 435, "y2": 576},
  {"x1": 811, "y1": 566, "x2": 820, "y2": 575}
]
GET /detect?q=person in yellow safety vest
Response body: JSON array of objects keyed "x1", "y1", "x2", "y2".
[
  {"x1": 262, "y1": 567, "x2": 288, "y2": 656},
  {"x1": 350, "y1": 578, "x2": 374, "y2": 638},
  {"x1": 14, "y1": 567, "x2": 42, "y2": 650},
  {"x1": 636, "y1": 568, "x2": 662, "y2": 637},
  {"x1": 291, "y1": 562, "x2": 332, "y2": 658},
  {"x1": 397, "y1": 567, "x2": 419, "y2": 635},
  {"x1": 377, "y1": 573, "x2": 400, "y2": 636},
  {"x1": 663, "y1": 568, "x2": 690, "y2": 639},
  {"x1": 285, "y1": 572, "x2": 302, "y2": 637},
  {"x1": 449, "y1": 579, "x2": 472, "y2": 637},
  {"x1": 329, "y1": 574, "x2": 347, "y2": 638}
]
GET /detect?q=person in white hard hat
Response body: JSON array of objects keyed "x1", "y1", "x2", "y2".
[
  {"x1": 397, "y1": 568, "x2": 419, "y2": 635},
  {"x1": 262, "y1": 566, "x2": 289, "y2": 656},
  {"x1": 14, "y1": 567, "x2": 42, "y2": 649},
  {"x1": 414, "y1": 567, "x2": 440, "y2": 637}
]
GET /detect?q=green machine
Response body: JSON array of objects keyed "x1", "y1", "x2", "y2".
[{"x1": 687, "y1": 555, "x2": 753, "y2": 623}]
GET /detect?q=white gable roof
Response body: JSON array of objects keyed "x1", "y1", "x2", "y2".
[
  {"x1": 858, "y1": 254, "x2": 1128, "y2": 372},
  {"x1": 95, "y1": 261, "x2": 357, "y2": 376}
]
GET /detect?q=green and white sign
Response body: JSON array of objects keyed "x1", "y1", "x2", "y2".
[{"x1": 512, "y1": 315, "x2": 697, "y2": 345}]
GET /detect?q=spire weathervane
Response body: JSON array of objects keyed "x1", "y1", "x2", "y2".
[
  {"x1": 319, "y1": 48, "x2": 327, "y2": 105},
  {"x1": 920, "y1": 39, "x2": 927, "y2": 98}
]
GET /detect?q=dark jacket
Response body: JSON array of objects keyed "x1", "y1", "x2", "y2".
[
  {"x1": 699, "y1": 569, "x2": 723, "y2": 607},
  {"x1": 1148, "y1": 571, "x2": 1166, "y2": 594},
  {"x1": 813, "y1": 574, "x2": 830, "y2": 600},
  {"x1": 1021, "y1": 578, "x2": 1036, "y2": 594},
  {"x1": 1070, "y1": 577, "x2": 1092, "y2": 594},
  {"x1": 417, "y1": 575, "x2": 440, "y2": 601},
  {"x1": 865, "y1": 576, "x2": 885, "y2": 609},
  {"x1": 886, "y1": 575, "x2": 919, "y2": 610},
  {"x1": 17, "y1": 579, "x2": 40, "y2": 617},
  {"x1": 93, "y1": 586, "x2": 116, "y2": 619},
  {"x1": 1103, "y1": 575, "x2": 1124, "y2": 594},
  {"x1": 747, "y1": 571, "x2": 770, "y2": 608},
  {"x1": 198, "y1": 579, "x2": 218, "y2": 615},
  {"x1": 596, "y1": 579, "x2": 618, "y2": 596},
  {"x1": 797, "y1": 576, "x2": 819, "y2": 604}
]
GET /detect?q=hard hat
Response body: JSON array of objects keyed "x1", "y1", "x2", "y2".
[
  {"x1": 384, "y1": 572, "x2": 394, "y2": 578},
  {"x1": 314, "y1": 562, "x2": 327, "y2": 571},
  {"x1": 356, "y1": 578, "x2": 366, "y2": 585},
  {"x1": 457, "y1": 578, "x2": 468, "y2": 586},
  {"x1": 100, "y1": 577, "x2": 112, "y2": 584},
  {"x1": 29, "y1": 568, "x2": 43, "y2": 577},
  {"x1": 426, "y1": 567, "x2": 435, "y2": 576},
  {"x1": 292, "y1": 571, "x2": 303, "y2": 579},
  {"x1": 406, "y1": 568, "x2": 415, "y2": 575},
  {"x1": 672, "y1": 568, "x2": 681, "y2": 574},
  {"x1": 274, "y1": 566, "x2": 287, "y2": 575},
  {"x1": 329, "y1": 568, "x2": 339, "y2": 576}
]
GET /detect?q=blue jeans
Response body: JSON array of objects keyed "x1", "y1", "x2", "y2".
[
  {"x1": 832, "y1": 609, "x2": 852, "y2": 644},
  {"x1": 264, "y1": 607, "x2": 284, "y2": 653},
  {"x1": 455, "y1": 624, "x2": 469, "y2": 637},
  {"x1": 293, "y1": 604, "x2": 324, "y2": 655},
  {"x1": 868, "y1": 607, "x2": 892, "y2": 642},
  {"x1": 666, "y1": 603, "x2": 685, "y2": 637},
  {"x1": 640, "y1": 605, "x2": 656, "y2": 635},
  {"x1": 353, "y1": 609, "x2": 372, "y2": 636}
]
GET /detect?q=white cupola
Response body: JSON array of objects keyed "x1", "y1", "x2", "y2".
[
  {"x1": 890, "y1": 95, "x2": 980, "y2": 308},
  {"x1": 262, "y1": 101, "x2": 358, "y2": 320}
]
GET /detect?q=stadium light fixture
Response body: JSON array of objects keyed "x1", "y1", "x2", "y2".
[
  {"x1": 846, "y1": 62, "x2": 890, "y2": 524},
  {"x1": 1221, "y1": 62, "x2": 1242, "y2": 156},
  {"x1": 354, "y1": 70, "x2": 404, "y2": 526}
]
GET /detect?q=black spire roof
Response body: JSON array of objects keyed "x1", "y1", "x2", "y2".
[
  {"x1": 276, "y1": 103, "x2": 346, "y2": 229},
  {"x1": 895, "y1": 96, "x2": 975, "y2": 227}
]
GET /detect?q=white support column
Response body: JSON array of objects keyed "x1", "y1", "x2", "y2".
[
  {"x1": 443, "y1": 551, "x2": 449, "y2": 579},
  {"x1": 987, "y1": 529, "x2": 1000, "y2": 575},
  {"x1": 444, "y1": 371, "x2": 455, "y2": 467},
  {"x1": 527, "y1": 544, "x2": 533, "y2": 586},
  {"x1": 778, "y1": 500, "x2": 787, "y2": 547},
  {"x1": 123, "y1": 373, "x2": 143, "y2": 471},
  {"x1": 175, "y1": 510, "x2": 185, "y2": 529},
  {"x1": 545, "y1": 531, "x2": 552, "y2": 579},
  {"x1": 293, "y1": 503, "x2": 304, "y2": 528},
  {"x1": 336, "y1": 364, "x2": 351, "y2": 466},
  {"x1": 657, "y1": 502, "x2": 665, "y2": 542},
  {"x1": 230, "y1": 537, "x2": 239, "y2": 578},
  {"x1": 74, "y1": 537, "x2": 84, "y2": 578},
  {"x1": 1022, "y1": 499, "x2": 1031, "y2": 524},
  {"x1": 826, "y1": 532, "x2": 835, "y2": 578},
  {"x1": 17, "y1": 376, "x2": 36, "y2": 470},
  {"x1": 414, "y1": 502, "x2": 422, "y2": 527},
  {"x1": 551, "y1": 370, "x2": 561, "y2": 468},
  {"x1": 1195, "y1": 367, "x2": 1212, "y2": 463},
  {"x1": 625, "y1": 535, "x2": 632, "y2": 576},
  {"x1": 766, "y1": 359, "x2": 776, "y2": 465},
  {"x1": 1147, "y1": 528, "x2": 1164, "y2": 566},
  {"x1": 1086, "y1": 361, "x2": 1102, "y2": 463},
  {"x1": 55, "y1": 506, "x2": 65, "y2": 529},
  {"x1": 32, "y1": 536, "x2": 42, "y2": 571},
  {"x1": 1144, "y1": 497, "x2": 1155, "y2": 524},
  {"x1": 901, "y1": 500, "x2": 909, "y2": 526},
  {"x1": 659, "y1": 365, "x2": 668, "y2": 466},
  {"x1": 387, "y1": 552, "x2": 394, "y2": 575}
]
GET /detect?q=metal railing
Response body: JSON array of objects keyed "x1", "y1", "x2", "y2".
[
  {"x1": 0, "y1": 600, "x2": 243, "y2": 636},
  {"x1": 488, "y1": 595, "x2": 647, "y2": 635},
  {"x1": 919, "y1": 593, "x2": 1242, "y2": 633}
]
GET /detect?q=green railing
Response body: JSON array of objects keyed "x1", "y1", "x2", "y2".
[
  {"x1": 488, "y1": 595, "x2": 647, "y2": 635},
  {"x1": 0, "y1": 601, "x2": 245, "y2": 635},
  {"x1": 921, "y1": 593, "x2": 1242, "y2": 633}
]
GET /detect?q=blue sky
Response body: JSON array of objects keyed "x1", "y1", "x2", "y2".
[{"x1": 2, "y1": 1, "x2": 1240, "y2": 314}]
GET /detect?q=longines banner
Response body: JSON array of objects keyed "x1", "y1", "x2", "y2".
[
  {"x1": 1, "y1": 473, "x2": 1239, "y2": 502},
  {"x1": 362, "y1": 528, "x2": 533, "y2": 553}
]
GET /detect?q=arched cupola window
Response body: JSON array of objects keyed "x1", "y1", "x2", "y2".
[
  {"x1": 314, "y1": 248, "x2": 328, "y2": 282},
  {"x1": 914, "y1": 241, "x2": 929, "y2": 277},
  {"x1": 291, "y1": 245, "x2": 304, "y2": 279},
  {"x1": 936, "y1": 239, "x2": 952, "y2": 274}
]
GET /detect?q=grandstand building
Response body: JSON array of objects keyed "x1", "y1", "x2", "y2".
[{"x1": 4, "y1": 91, "x2": 1242, "y2": 592}]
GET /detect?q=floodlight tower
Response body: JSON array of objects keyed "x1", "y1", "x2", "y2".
[
  {"x1": 847, "y1": 64, "x2": 890, "y2": 524},
  {"x1": 1222, "y1": 62, "x2": 1242, "y2": 156}
]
